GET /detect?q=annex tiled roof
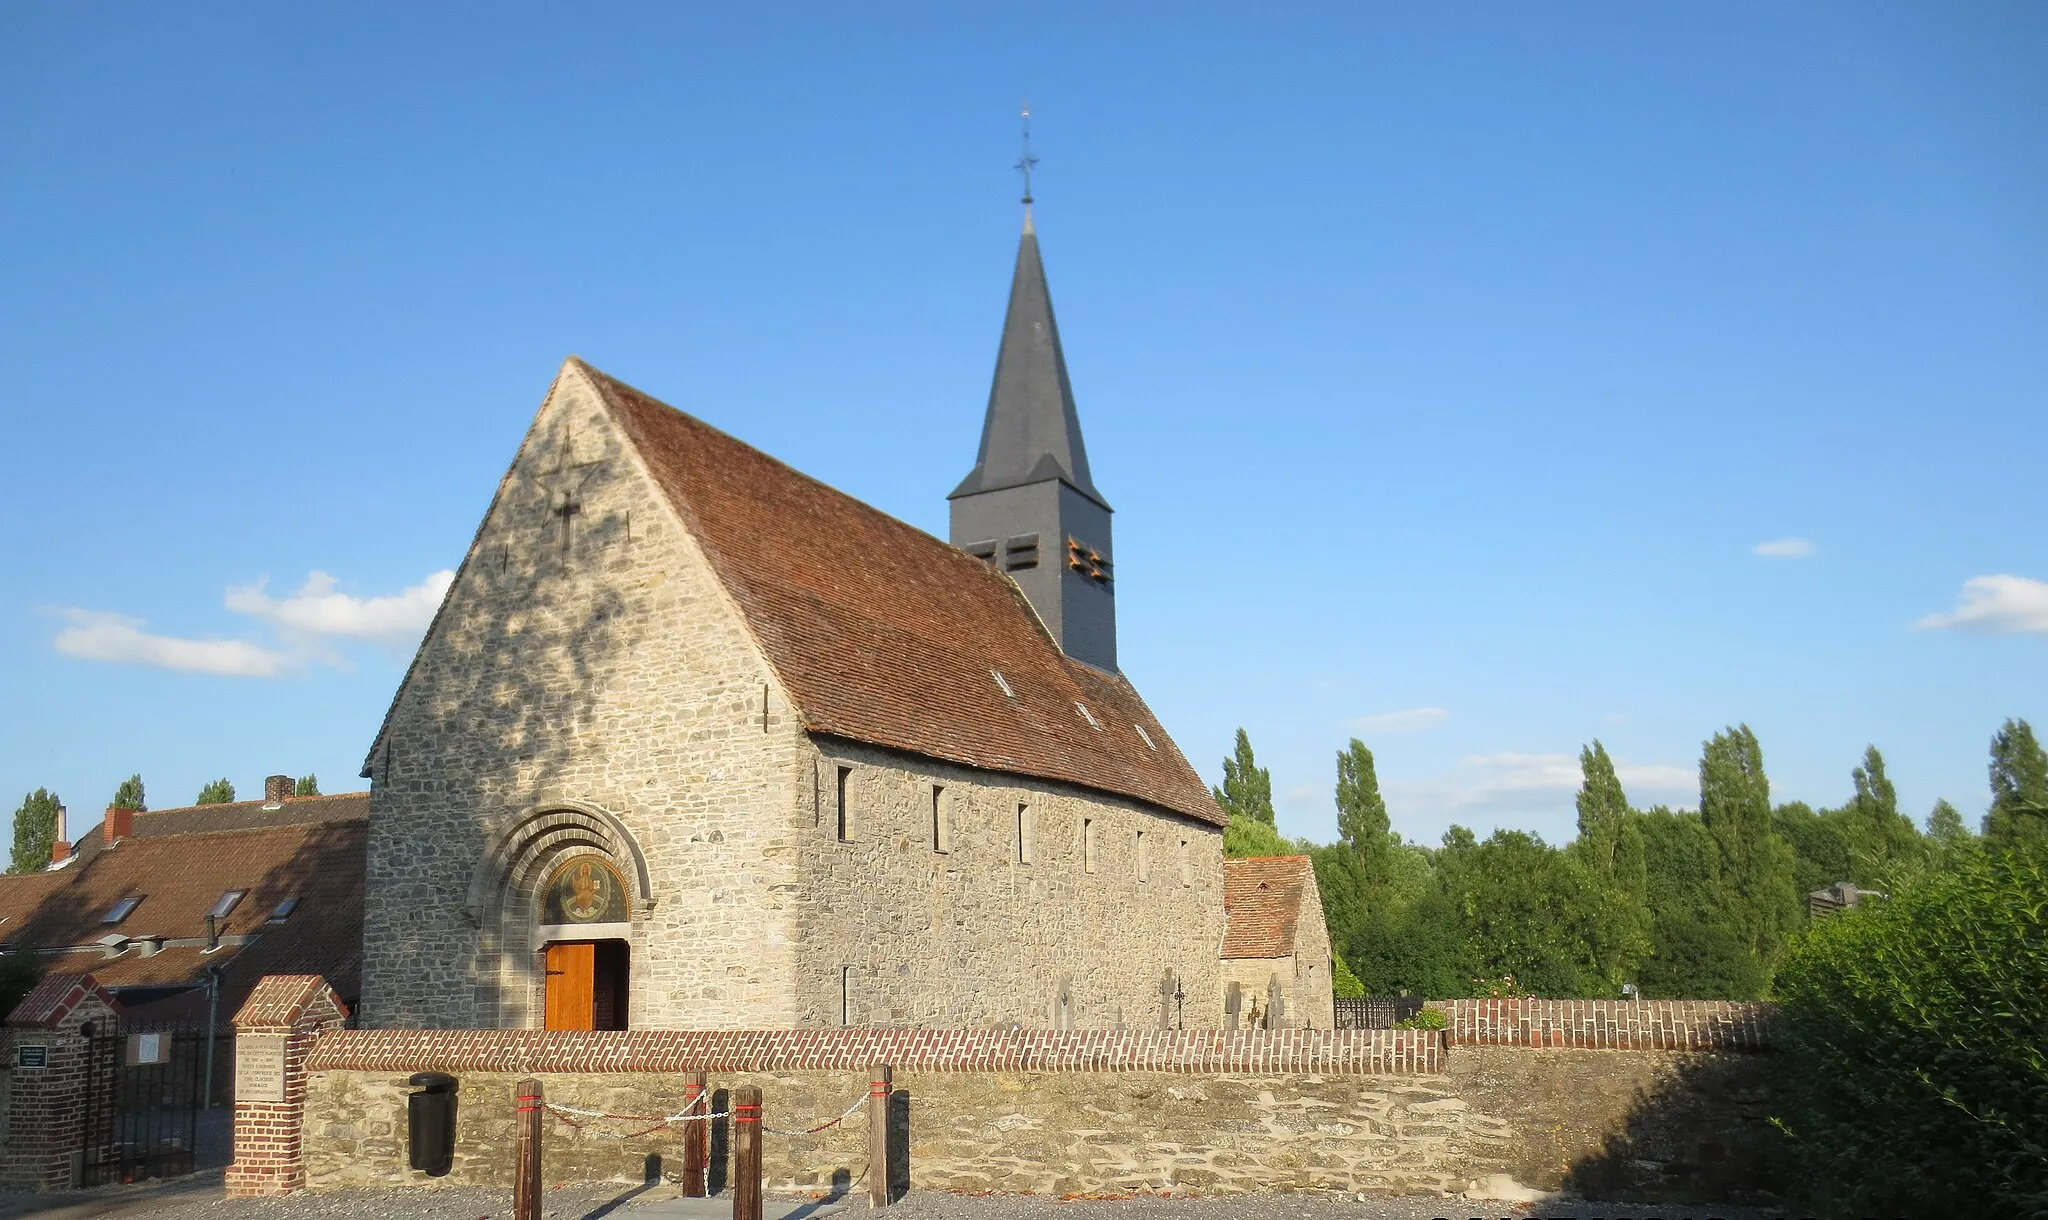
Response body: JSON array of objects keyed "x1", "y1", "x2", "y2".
[
  {"x1": 0, "y1": 801, "x2": 366, "y2": 1017},
  {"x1": 1222, "y1": 855, "x2": 1315, "y2": 959},
  {"x1": 586, "y1": 362, "x2": 1222, "y2": 826}
]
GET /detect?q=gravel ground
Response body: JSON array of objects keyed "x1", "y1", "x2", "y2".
[{"x1": 0, "y1": 1179, "x2": 1806, "y2": 1220}]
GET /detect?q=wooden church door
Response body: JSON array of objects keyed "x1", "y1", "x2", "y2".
[{"x1": 544, "y1": 940, "x2": 630, "y2": 1031}]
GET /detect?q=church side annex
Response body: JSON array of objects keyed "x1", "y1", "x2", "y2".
[{"x1": 357, "y1": 211, "x2": 1231, "y2": 1031}]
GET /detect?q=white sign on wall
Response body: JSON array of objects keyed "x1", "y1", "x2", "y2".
[{"x1": 235, "y1": 1034, "x2": 288, "y2": 1103}]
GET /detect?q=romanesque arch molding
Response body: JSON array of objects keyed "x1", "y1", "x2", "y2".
[
  {"x1": 464, "y1": 800, "x2": 652, "y2": 1028},
  {"x1": 464, "y1": 800, "x2": 653, "y2": 929}
]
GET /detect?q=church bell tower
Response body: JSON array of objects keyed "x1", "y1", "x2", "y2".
[{"x1": 949, "y1": 206, "x2": 1117, "y2": 672}]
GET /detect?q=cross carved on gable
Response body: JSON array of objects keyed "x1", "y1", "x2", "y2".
[{"x1": 530, "y1": 433, "x2": 605, "y2": 555}]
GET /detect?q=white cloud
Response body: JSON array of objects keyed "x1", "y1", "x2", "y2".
[
  {"x1": 225, "y1": 569, "x2": 455, "y2": 640},
  {"x1": 1753, "y1": 537, "x2": 1816, "y2": 558},
  {"x1": 1283, "y1": 785, "x2": 1318, "y2": 809},
  {"x1": 54, "y1": 568, "x2": 455, "y2": 679},
  {"x1": 1348, "y1": 707, "x2": 1450, "y2": 734},
  {"x1": 54, "y1": 610, "x2": 294, "y2": 678},
  {"x1": 1386, "y1": 751, "x2": 1694, "y2": 818},
  {"x1": 1915, "y1": 574, "x2": 2048, "y2": 635}
]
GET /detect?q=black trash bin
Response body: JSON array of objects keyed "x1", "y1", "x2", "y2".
[{"x1": 406, "y1": 1072, "x2": 459, "y2": 1176}]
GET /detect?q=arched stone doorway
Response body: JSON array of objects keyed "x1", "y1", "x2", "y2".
[{"x1": 465, "y1": 802, "x2": 652, "y2": 1029}]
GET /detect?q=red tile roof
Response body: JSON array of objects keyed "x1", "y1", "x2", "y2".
[
  {"x1": 0, "y1": 798, "x2": 366, "y2": 1018},
  {"x1": 5, "y1": 972, "x2": 119, "y2": 1029},
  {"x1": 1222, "y1": 855, "x2": 1316, "y2": 959},
  {"x1": 586, "y1": 362, "x2": 1221, "y2": 826}
]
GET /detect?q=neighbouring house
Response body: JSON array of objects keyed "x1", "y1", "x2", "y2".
[
  {"x1": 1220, "y1": 855, "x2": 1336, "y2": 1029},
  {"x1": 0, "y1": 776, "x2": 365, "y2": 1024},
  {"x1": 358, "y1": 206, "x2": 1233, "y2": 1032}
]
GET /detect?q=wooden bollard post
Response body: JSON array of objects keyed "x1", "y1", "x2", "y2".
[
  {"x1": 732, "y1": 1085, "x2": 762, "y2": 1220},
  {"x1": 867, "y1": 1065, "x2": 892, "y2": 1208},
  {"x1": 681, "y1": 1070, "x2": 709, "y2": 1197},
  {"x1": 514, "y1": 1078, "x2": 543, "y2": 1220}
]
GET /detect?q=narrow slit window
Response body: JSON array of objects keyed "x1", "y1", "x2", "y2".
[
  {"x1": 932, "y1": 785, "x2": 951, "y2": 853},
  {"x1": 103, "y1": 895, "x2": 143, "y2": 924},
  {"x1": 835, "y1": 766, "x2": 852, "y2": 842},
  {"x1": 839, "y1": 966, "x2": 852, "y2": 1027},
  {"x1": 1136, "y1": 831, "x2": 1150, "y2": 882},
  {"x1": 207, "y1": 890, "x2": 247, "y2": 920},
  {"x1": 1083, "y1": 818, "x2": 1097, "y2": 874},
  {"x1": 267, "y1": 897, "x2": 302, "y2": 923},
  {"x1": 1179, "y1": 839, "x2": 1191, "y2": 887},
  {"x1": 1017, "y1": 804, "x2": 1035, "y2": 865}
]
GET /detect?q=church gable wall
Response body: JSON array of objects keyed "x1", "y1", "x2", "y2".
[
  {"x1": 361, "y1": 366, "x2": 803, "y2": 1030},
  {"x1": 791, "y1": 739, "x2": 1226, "y2": 1029}
]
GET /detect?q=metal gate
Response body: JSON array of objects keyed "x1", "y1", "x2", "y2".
[
  {"x1": 78, "y1": 1018, "x2": 206, "y2": 1185},
  {"x1": 1333, "y1": 996, "x2": 1424, "y2": 1029}
]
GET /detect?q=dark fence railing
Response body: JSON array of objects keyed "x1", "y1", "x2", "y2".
[{"x1": 1333, "y1": 996, "x2": 1424, "y2": 1029}]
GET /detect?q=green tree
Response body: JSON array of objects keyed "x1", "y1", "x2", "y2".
[
  {"x1": 1330, "y1": 951, "x2": 1365, "y2": 999},
  {"x1": 110, "y1": 774, "x2": 146, "y2": 812},
  {"x1": 1985, "y1": 718, "x2": 2048, "y2": 845},
  {"x1": 1771, "y1": 838, "x2": 2048, "y2": 1216},
  {"x1": 1844, "y1": 745, "x2": 1922, "y2": 883},
  {"x1": 1774, "y1": 800, "x2": 1850, "y2": 896},
  {"x1": 8, "y1": 789, "x2": 61, "y2": 875},
  {"x1": 1699, "y1": 725, "x2": 1798, "y2": 978},
  {"x1": 294, "y1": 774, "x2": 320, "y2": 797},
  {"x1": 1212, "y1": 729, "x2": 1275, "y2": 826},
  {"x1": 1638, "y1": 805, "x2": 1764, "y2": 998},
  {"x1": 195, "y1": 778, "x2": 236, "y2": 805},
  {"x1": 1223, "y1": 812, "x2": 1292, "y2": 859},
  {"x1": 1334, "y1": 739, "x2": 1392, "y2": 882},
  {"x1": 1925, "y1": 798, "x2": 1972, "y2": 862},
  {"x1": 1569, "y1": 742, "x2": 1651, "y2": 988}
]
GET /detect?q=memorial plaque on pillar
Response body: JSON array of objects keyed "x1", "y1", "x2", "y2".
[{"x1": 236, "y1": 1034, "x2": 288, "y2": 1103}]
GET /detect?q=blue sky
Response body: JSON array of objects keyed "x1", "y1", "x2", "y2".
[{"x1": 3, "y1": 3, "x2": 2043, "y2": 849}]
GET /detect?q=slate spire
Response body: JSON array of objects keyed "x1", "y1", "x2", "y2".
[
  {"x1": 949, "y1": 209, "x2": 1108, "y2": 509},
  {"x1": 950, "y1": 208, "x2": 1118, "y2": 672}
]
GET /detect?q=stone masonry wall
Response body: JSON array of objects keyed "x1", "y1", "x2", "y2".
[
  {"x1": 797, "y1": 738, "x2": 1227, "y2": 1030},
  {"x1": 297, "y1": 1044, "x2": 1779, "y2": 1202},
  {"x1": 360, "y1": 363, "x2": 804, "y2": 1030}
]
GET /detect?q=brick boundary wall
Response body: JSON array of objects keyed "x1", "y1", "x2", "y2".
[
  {"x1": 1428, "y1": 998, "x2": 1774, "y2": 1050},
  {"x1": 0, "y1": 973, "x2": 123, "y2": 1190},
  {"x1": 304, "y1": 1025, "x2": 1444, "y2": 1076},
  {"x1": 223, "y1": 975, "x2": 350, "y2": 1198}
]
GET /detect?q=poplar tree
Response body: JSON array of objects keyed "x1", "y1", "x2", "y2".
[
  {"x1": 1213, "y1": 729, "x2": 1275, "y2": 826},
  {"x1": 1334, "y1": 739, "x2": 1392, "y2": 884},
  {"x1": 8, "y1": 789, "x2": 61, "y2": 875},
  {"x1": 1846, "y1": 745, "x2": 1922, "y2": 882},
  {"x1": 294, "y1": 774, "x2": 320, "y2": 797},
  {"x1": 1571, "y1": 742, "x2": 1650, "y2": 987},
  {"x1": 196, "y1": 779, "x2": 236, "y2": 805},
  {"x1": 110, "y1": 774, "x2": 146, "y2": 812},
  {"x1": 1698, "y1": 725, "x2": 1798, "y2": 979},
  {"x1": 1925, "y1": 799, "x2": 1969, "y2": 853},
  {"x1": 1985, "y1": 718, "x2": 2048, "y2": 845}
]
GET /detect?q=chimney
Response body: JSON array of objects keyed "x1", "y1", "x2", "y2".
[
  {"x1": 263, "y1": 775, "x2": 292, "y2": 808},
  {"x1": 49, "y1": 804, "x2": 70, "y2": 864},
  {"x1": 103, "y1": 805, "x2": 135, "y2": 846}
]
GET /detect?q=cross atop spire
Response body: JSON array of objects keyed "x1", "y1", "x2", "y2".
[{"x1": 1015, "y1": 100, "x2": 1038, "y2": 206}]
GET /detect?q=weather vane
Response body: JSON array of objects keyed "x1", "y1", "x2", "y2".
[{"x1": 1015, "y1": 100, "x2": 1038, "y2": 205}]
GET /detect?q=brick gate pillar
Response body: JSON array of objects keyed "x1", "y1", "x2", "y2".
[
  {"x1": 223, "y1": 975, "x2": 349, "y2": 1198},
  {"x1": 0, "y1": 973, "x2": 122, "y2": 1190}
]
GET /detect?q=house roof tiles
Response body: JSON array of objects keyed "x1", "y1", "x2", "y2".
[{"x1": 1222, "y1": 855, "x2": 1316, "y2": 959}]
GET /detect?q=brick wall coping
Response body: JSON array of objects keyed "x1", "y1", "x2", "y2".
[
  {"x1": 304, "y1": 1026, "x2": 1443, "y2": 1076},
  {"x1": 1428, "y1": 998, "x2": 1775, "y2": 1050},
  {"x1": 234, "y1": 974, "x2": 348, "y2": 1030},
  {"x1": 5, "y1": 971, "x2": 120, "y2": 1029}
]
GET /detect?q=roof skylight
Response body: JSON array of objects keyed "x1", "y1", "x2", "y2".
[
  {"x1": 267, "y1": 897, "x2": 301, "y2": 923},
  {"x1": 1134, "y1": 724, "x2": 1157, "y2": 751},
  {"x1": 1076, "y1": 702, "x2": 1101, "y2": 730},
  {"x1": 991, "y1": 669, "x2": 1015, "y2": 698},
  {"x1": 208, "y1": 890, "x2": 247, "y2": 920},
  {"x1": 102, "y1": 895, "x2": 143, "y2": 924}
]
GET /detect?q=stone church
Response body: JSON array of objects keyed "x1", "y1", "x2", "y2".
[{"x1": 357, "y1": 209, "x2": 1240, "y2": 1031}]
